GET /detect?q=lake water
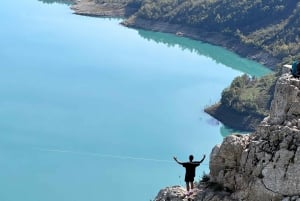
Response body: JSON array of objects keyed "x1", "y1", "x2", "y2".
[{"x1": 0, "y1": 0, "x2": 271, "y2": 201}]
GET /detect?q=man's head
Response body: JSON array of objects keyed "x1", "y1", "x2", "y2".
[{"x1": 189, "y1": 155, "x2": 194, "y2": 162}]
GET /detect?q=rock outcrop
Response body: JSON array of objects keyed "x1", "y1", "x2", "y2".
[{"x1": 154, "y1": 70, "x2": 300, "y2": 201}]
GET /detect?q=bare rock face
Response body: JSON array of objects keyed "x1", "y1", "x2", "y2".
[
  {"x1": 154, "y1": 72, "x2": 300, "y2": 201},
  {"x1": 269, "y1": 74, "x2": 300, "y2": 125},
  {"x1": 209, "y1": 134, "x2": 251, "y2": 190}
]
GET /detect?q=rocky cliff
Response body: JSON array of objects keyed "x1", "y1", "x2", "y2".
[{"x1": 154, "y1": 68, "x2": 300, "y2": 201}]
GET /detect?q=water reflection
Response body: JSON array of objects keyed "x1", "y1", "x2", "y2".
[
  {"x1": 38, "y1": 0, "x2": 74, "y2": 5},
  {"x1": 205, "y1": 118, "x2": 246, "y2": 137},
  {"x1": 138, "y1": 30, "x2": 271, "y2": 77},
  {"x1": 206, "y1": 118, "x2": 220, "y2": 126}
]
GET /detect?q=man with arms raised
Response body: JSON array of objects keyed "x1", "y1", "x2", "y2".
[{"x1": 173, "y1": 154, "x2": 206, "y2": 196}]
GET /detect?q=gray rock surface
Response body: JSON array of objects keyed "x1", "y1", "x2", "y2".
[{"x1": 154, "y1": 72, "x2": 300, "y2": 200}]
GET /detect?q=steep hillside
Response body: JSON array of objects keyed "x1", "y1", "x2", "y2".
[{"x1": 130, "y1": 0, "x2": 300, "y2": 65}]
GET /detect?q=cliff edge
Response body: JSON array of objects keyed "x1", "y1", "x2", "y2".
[{"x1": 154, "y1": 68, "x2": 300, "y2": 201}]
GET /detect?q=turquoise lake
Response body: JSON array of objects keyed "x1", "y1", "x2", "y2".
[{"x1": 0, "y1": 0, "x2": 272, "y2": 201}]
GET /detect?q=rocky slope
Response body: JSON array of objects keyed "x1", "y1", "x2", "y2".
[{"x1": 154, "y1": 68, "x2": 300, "y2": 201}]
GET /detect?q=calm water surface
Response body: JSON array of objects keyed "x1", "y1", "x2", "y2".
[{"x1": 0, "y1": 1, "x2": 271, "y2": 201}]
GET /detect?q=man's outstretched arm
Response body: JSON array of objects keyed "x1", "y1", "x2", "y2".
[
  {"x1": 199, "y1": 154, "x2": 206, "y2": 163},
  {"x1": 194, "y1": 154, "x2": 206, "y2": 164},
  {"x1": 173, "y1": 156, "x2": 183, "y2": 165}
]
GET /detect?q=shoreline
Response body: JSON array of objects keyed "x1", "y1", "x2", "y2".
[
  {"x1": 204, "y1": 103, "x2": 266, "y2": 132},
  {"x1": 122, "y1": 17, "x2": 280, "y2": 70},
  {"x1": 70, "y1": 0, "x2": 280, "y2": 70}
]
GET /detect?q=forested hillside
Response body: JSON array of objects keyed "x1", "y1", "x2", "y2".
[
  {"x1": 67, "y1": 0, "x2": 300, "y2": 65},
  {"x1": 69, "y1": 0, "x2": 300, "y2": 65},
  {"x1": 131, "y1": 0, "x2": 300, "y2": 64},
  {"x1": 204, "y1": 73, "x2": 277, "y2": 131}
]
